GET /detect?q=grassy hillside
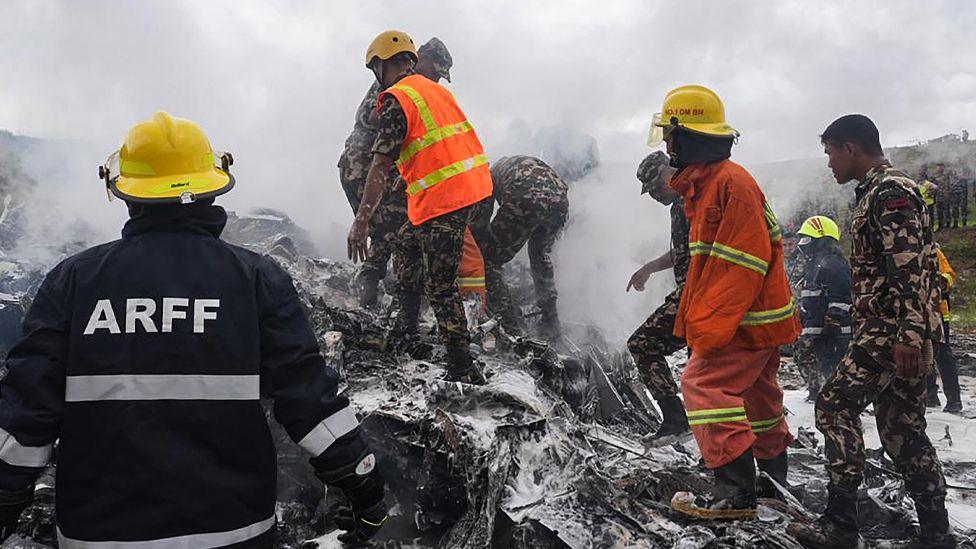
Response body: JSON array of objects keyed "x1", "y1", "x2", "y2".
[{"x1": 942, "y1": 222, "x2": 976, "y2": 333}]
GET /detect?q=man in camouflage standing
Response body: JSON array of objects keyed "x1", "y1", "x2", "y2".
[
  {"x1": 948, "y1": 167, "x2": 968, "y2": 228},
  {"x1": 791, "y1": 115, "x2": 955, "y2": 549},
  {"x1": 338, "y1": 38, "x2": 453, "y2": 307},
  {"x1": 469, "y1": 155, "x2": 569, "y2": 341},
  {"x1": 624, "y1": 151, "x2": 691, "y2": 445},
  {"x1": 933, "y1": 162, "x2": 952, "y2": 231}
]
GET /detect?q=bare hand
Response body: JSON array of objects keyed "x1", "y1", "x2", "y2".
[
  {"x1": 347, "y1": 218, "x2": 370, "y2": 264},
  {"x1": 893, "y1": 343, "x2": 924, "y2": 379},
  {"x1": 627, "y1": 266, "x2": 651, "y2": 293}
]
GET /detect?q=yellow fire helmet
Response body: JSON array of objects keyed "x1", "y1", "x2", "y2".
[
  {"x1": 798, "y1": 215, "x2": 841, "y2": 241},
  {"x1": 647, "y1": 84, "x2": 739, "y2": 147},
  {"x1": 99, "y1": 111, "x2": 234, "y2": 205},
  {"x1": 365, "y1": 30, "x2": 418, "y2": 67}
]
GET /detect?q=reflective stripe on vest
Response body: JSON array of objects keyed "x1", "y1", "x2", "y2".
[
  {"x1": 828, "y1": 302, "x2": 851, "y2": 311},
  {"x1": 57, "y1": 515, "x2": 275, "y2": 549},
  {"x1": 0, "y1": 426, "x2": 53, "y2": 468},
  {"x1": 689, "y1": 241, "x2": 769, "y2": 276},
  {"x1": 407, "y1": 153, "x2": 488, "y2": 196},
  {"x1": 763, "y1": 202, "x2": 783, "y2": 242},
  {"x1": 297, "y1": 405, "x2": 360, "y2": 456},
  {"x1": 686, "y1": 406, "x2": 748, "y2": 427},
  {"x1": 741, "y1": 299, "x2": 796, "y2": 326},
  {"x1": 64, "y1": 374, "x2": 260, "y2": 402},
  {"x1": 800, "y1": 289, "x2": 823, "y2": 297}
]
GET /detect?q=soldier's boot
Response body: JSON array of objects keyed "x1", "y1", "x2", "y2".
[
  {"x1": 909, "y1": 499, "x2": 957, "y2": 549},
  {"x1": 645, "y1": 395, "x2": 691, "y2": 447},
  {"x1": 358, "y1": 273, "x2": 381, "y2": 309},
  {"x1": 393, "y1": 292, "x2": 421, "y2": 336},
  {"x1": 443, "y1": 345, "x2": 486, "y2": 385},
  {"x1": 943, "y1": 400, "x2": 963, "y2": 413},
  {"x1": 756, "y1": 450, "x2": 788, "y2": 499},
  {"x1": 788, "y1": 487, "x2": 862, "y2": 549},
  {"x1": 711, "y1": 449, "x2": 757, "y2": 512},
  {"x1": 942, "y1": 382, "x2": 963, "y2": 413},
  {"x1": 926, "y1": 391, "x2": 942, "y2": 408}
]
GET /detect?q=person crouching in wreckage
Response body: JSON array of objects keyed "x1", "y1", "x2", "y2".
[
  {"x1": 347, "y1": 30, "x2": 493, "y2": 385},
  {"x1": 648, "y1": 85, "x2": 801, "y2": 517},
  {"x1": 0, "y1": 112, "x2": 388, "y2": 547},
  {"x1": 789, "y1": 114, "x2": 957, "y2": 549}
]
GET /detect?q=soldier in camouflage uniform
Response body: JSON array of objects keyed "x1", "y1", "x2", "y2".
[
  {"x1": 933, "y1": 163, "x2": 952, "y2": 231},
  {"x1": 791, "y1": 115, "x2": 955, "y2": 549},
  {"x1": 624, "y1": 151, "x2": 691, "y2": 445},
  {"x1": 947, "y1": 168, "x2": 968, "y2": 228},
  {"x1": 469, "y1": 156, "x2": 569, "y2": 340},
  {"x1": 337, "y1": 38, "x2": 453, "y2": 307}
]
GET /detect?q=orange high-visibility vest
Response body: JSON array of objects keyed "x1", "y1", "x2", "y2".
[
  {"x1": 379, "y1": 74, "x2": 493, "y2": 226},
  {"x1": 458, "y1": 228, "x2": 486, "y2": 308}
]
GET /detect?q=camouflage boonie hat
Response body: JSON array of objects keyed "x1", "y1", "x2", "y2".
[
  {"x1": 636, "y1": 151, "x2": 670, "y2": 194},
  {"x1": 418, "y1": 37, "x2": 453, "y2": 82}
]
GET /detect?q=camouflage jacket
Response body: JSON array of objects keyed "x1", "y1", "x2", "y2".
[
  {"x1": 343, "y1": 81, "x2": 382, "y2": 153},
  {"x1": 670, "y1": 197, "x2": 690, "y2": 286},
  {"x1": 948, "y1": 173, "x2": 969, "y2": 198},
  {"x1": 849, "y1": 162, "x2": 943, "y2": 351},
  {"x1": 489, "y1": 156, "x2": 569, "y2": 207}
]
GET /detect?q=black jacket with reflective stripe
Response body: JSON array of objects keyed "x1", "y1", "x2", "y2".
[
  {"x1": 799, "y1": 247, "x2": 853, "y2": 332},
  {"x1": 0, "y1": 204, "x2": 365, "y2": 546}
]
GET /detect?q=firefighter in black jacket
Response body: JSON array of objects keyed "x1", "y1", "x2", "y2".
[
  {"x1": 795, "y1": 216, "x2": 853, "y2": 401},
  {"x1": 0, "y1": 112, "x2": 387, "y2": 547}
]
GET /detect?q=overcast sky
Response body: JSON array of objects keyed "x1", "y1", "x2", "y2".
[{"x1": 2, "y1": 0, "x2": 974, "y2": 337}]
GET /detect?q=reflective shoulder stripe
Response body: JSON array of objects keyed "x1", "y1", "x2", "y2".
[
  {"x1": 58, "y1": 515, "x2": 275, "y2": 549},
  {"x1": 389, "y1": 84, "x2": 438, "y2": 133},
  {"x1": 763, "y1": 202, "x2": 783, "y2": 242},
  {"x1": 398, "y1": 120, "x2": 474, "y2": 165},
  {"x1": 800, "y1": 289, "x2": 823, "y2": 297},
  {"x1": 741, "y1": 299, "x2": 796, "y2": 326},
  {"x1": 298, "y1": 405, "x2": 360, "y2": 456},
  {"x1": 686, "y1": 406, "x2": 748, "y2": 426},
  {"x1": 689, "y1": 241, "x2": 769, "y2": 275},
  {"x1": 0, "y1": 427, "x2": 52, "y2": 468},
  {"x1": 828, "y1": 302, "x2": 852, "y2": 311},
  {"x1": 406, "y1": 153, "x2": 488, "y2": 196},
  {"x1": 64, "y1": 375, "x2": 260, "y2": 402}
]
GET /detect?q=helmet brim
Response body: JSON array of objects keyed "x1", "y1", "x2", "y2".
[{"x1": 112, "y1": 168, "x2": 234, "y2": 204}]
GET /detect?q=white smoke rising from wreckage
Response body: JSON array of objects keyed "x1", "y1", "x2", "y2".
[{"x1": 1, "y1": 0, "x2": 975, "y2": 340}]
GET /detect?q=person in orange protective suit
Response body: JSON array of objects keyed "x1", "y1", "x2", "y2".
[
  {"x1": 458, "y1": 228, "x2": 487, "y2": 311},
  {"x1": 649, "y1": 85, "x2": 800, "y2": 514}
]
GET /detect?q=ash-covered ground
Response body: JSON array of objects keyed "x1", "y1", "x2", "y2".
[{"x1": 2, "y1": 202, "x2": 976, "y2": 548}]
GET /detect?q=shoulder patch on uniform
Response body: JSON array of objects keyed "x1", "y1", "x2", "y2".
[{"x1": 884, "y1": 197, "x2": 912, "y2": 210}]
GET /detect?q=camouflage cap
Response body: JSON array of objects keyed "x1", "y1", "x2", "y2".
[
  {"x1": 636, "y1": 151, "x2": 671, "y2": 194},
  {"x1": 418, "y1": 37, "x2": 453, "y2": 82}
]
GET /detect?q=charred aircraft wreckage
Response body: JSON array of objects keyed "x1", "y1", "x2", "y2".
[{"x1": 1, "y1": 196, "x2": 975, "y2": 548}]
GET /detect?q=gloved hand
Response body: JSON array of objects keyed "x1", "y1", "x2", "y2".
[
  {"x1": 316, "y1": 452, "x2": 388, "y2": 545},
  {"x1": 0, "y1": 486, "x2": 32, "y2": 541}
]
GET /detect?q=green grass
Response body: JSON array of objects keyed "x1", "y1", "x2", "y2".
[{"x1": 939, "y1": 201, "x2": 976, "y2": 331}]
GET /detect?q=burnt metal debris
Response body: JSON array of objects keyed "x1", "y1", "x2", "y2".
[{"x1": 0, "y1": 207, "x2": 974, "y2": 548}]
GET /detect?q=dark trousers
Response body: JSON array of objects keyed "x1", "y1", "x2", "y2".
[{"x1": 927, "y1": 319, "x2": 961, "y2": 403}]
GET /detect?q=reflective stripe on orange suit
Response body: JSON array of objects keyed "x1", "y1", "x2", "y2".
[
  {"x1": 379, "y1": 74, "x2": 493, "y2": 226},
  {"x1": 458, "y1": 228, "x2": 487, "y2": 309},
  {"x1": 669, "y1": 159, "x2": 799, "y2": 469}
]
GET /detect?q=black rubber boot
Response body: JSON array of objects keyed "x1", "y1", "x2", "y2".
[
  {"x1": 358, "y1": 274, "x2": 380, "y2": 309},
  {"x1": 645, "y1": 395, "x2": 691, "y2": 447},
  {"x1": 711, "y1": 449, "x2": 757, "y2": 511},
  {"x1": 926, "y1": 391, "x2": 942, "y2": 408},
  {"x1": 394, "y1": 292, "x2": 421, "y2": 336},
  {"x1": 909, "y1": 498, "x2": 957, "y2": 548},
  {"x1": 444, "y1": 345, "x2": 486, "y2": 385},
  {"x1": 537, "y1": 304, "x2": 562, "y2": 343},
  {"x1": 756, "y1": 450, "x2": 788, "y2": 499},
  {"x1": 943, "y1": 400, "x2": 962, "y2": 413},
  {"x1": 788, "y1": 487, "x2": 861, "y2": 549}
]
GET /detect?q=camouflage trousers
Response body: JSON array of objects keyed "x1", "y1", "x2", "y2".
[
  {"x1": 469, "y1": 196, "x2": 568, "y2": 332},
  {"x1": 816, "y1": 343, "x2": 947, "y2": 502},
  {"x1": 396, "y1": 203, "x2": 483, "y2": 349},
  {"x1": 794, "y1": 334, "x2": 849, "y2": 391},
  {"x1": 338, "y1": 145, "x2": 408, "y2": 283},
  {"x1": 627, "y1": 287, "x2": 685, "y2": 398}
]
